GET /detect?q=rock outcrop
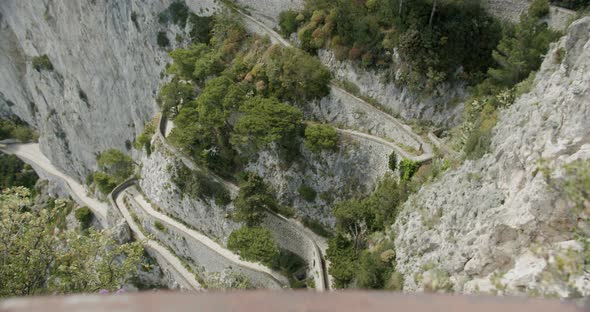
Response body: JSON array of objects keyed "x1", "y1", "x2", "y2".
[
  {"x1": 247, "y1": 133, "x2": 395, "y2": 226},
  {"x1": 318, "y1": 50, "x2": 466, "y2": 127},
  {"x1": 393, "y1": 17, "x2": 590, "y2": 298}
]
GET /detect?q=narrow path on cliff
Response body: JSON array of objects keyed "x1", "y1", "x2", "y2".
[
  {"x1": 122, "y1": 185, "x2": 287, "y2": 288},
  {"x1": 158, "y1": 117, "x2": 330, "y2": 290},
  {"x1": 236, "y1": 5, "x2": 435, "y2": 162},
  {"x1": 0, "y1": 143, "x2": 109, "y2": 224},
  {"x1": 113, "y1": 183, "x2": 203, "y2": 290}
]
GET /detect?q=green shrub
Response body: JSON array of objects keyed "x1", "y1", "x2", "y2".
[
  {"x1": 399, "y1": 159, "x2": 420, "y2": 182},
  {"x1": 154, "y1": 220, "x2": 168, "y2": 233},
  {"x1": 302, "y1": 217, "x2": 333, "y2": 238},
  {"x1": 134, "y1": 118, "x2": 157, "y2": 155},
  {"x1": 0, "y1": 119, "x2": 36, "y2": 142},
  {"x1": 32, "y1": 55, "x2": 53, "y2": 72},
  {"x1": 75, "y1": 207, "x2": 93, "y2": 230},
  {"x1": 188, "y1": 14, "x2": 213, "y2": 44},
  {"x1": 233, "y1": 96, "x2": 303, "y2": 150},
  {"x1": 279, "y1": 10, "x2": 299, "y2": 37},
  {"x1": 326, "y1": 234, "x2": 358, "y2": 288},
  {"x1": 388, "y1": 152, "x2": 398, "y2": 172},
  {"x1": 228, "y1": 226, "x2": 279, "y2": 266},
  {"x1": 298, "y1": 184, "x2": 317, "y2": 202},
  {"x1": 0, "y1": 154, "x2": 39, "y2": 190},
  {"x1": 356, "y1": 250, "x2": 389, "y2": 289},
  {"x1": 172, "y1": 162, "x2": 231, "y2": 205},
  {"x1": 232, "y1": 172, "x2": 278, "y2": 226},
  {"x1": 304, "y1": 124, "x2": 339, "y2": 153},
  {"x1": 385, "y1": 271, "x2": 405, "y2": 291},
  {"x1": 157, "y1": 31, "x2": 170, "y2": 47},
  {"x1": 97, "y1": 149, "x2": 134, "y2": 181},
  {"x1": 529, "y1": 0, "x2": 550, "y2": 18},
  {"x1": 168, "y1": 1, "x2": 190, "y2": 27},
  {"x1": 92, "y1": 172, "x2": 118, "y2": 194}
]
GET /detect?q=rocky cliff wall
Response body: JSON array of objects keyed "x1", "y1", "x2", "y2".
[
  {"x1": 317, "y1": 51, "x2": 466, "y2": 127},
  {"x1": 393, "y1": 17, "x2": 590, "y2": 298},
  {"x1": 0, "y1": 0, "x2": 217, "y2": 180},
  {"x1": 123, "y1": 191, "x2": 286, "y2": 289},
  {"x1": 140, "y1": 138, "x2": 239, "y2": 243},
  {"x1": 247, "y1": 132, "x2": 395, "y2": 226}
]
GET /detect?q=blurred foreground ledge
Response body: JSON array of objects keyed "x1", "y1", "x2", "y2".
[{"x1": 1, "y1": 291, "x2": 587, "y2": 312}]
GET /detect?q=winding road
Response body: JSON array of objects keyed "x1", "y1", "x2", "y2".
[
  {"x1": 236, "y1": 5, "x2": 435, "y2": 163},
  {"x1": 111, "y1": 181, "x2": 203, "y2": 290},
  {"x1": 158, "y1": 116, "x2": 329, "y2": 290},
  {"x1": 121, "y1": 185, "x2": 287, "y2": 288}
]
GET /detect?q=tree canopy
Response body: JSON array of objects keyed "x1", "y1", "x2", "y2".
[
  {"x1": 227, "y1": 226, "x2": 279, "y2": 266},
  {"x1": 0, "y1": 187, "x2": 143, "y2": 297}
]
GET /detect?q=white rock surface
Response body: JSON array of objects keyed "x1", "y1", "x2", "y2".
[
  {"x1": 0, "y1": 0, "x2": 217, "y2": 180},
  {"x1": 394, "y1": 17, "x2": 590, "y2": 298}
]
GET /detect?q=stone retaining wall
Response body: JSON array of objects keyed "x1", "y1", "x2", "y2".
[{"x1": 124, "y1": 191, "x2": 286, "y2": 289}]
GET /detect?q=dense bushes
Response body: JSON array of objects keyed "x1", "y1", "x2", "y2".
[
  {"x1": 0, "y1": 188, "x2": 143, "y2": 296},
  {"x1": 172, "y1": 162, "x2": 231, "y2": 205},
  {"x1": 304, "y1": 124, "x2": 339, "y2": 153},
  {"x1": 233, "y1": 96, "x2": 303, "y2": 150},
  {"x1": 388, "y1": 152, "x2": 398, "y2": 172},
  {"x1": 75, "y1": 207, "x2": 93, "y2": 230},
  {"x1": 0, "y1": 119, "x2": 37, "y2": 142},
  {"x1": 157, "y1": 31, "x2": 170, "y2": 47},
  {"x1": 327, "y1": 172, "x2": 415, "y2": 288},
  {"x1": 255, "y1": 47, "x2": 331, "y2": 103},
  {"x1": 399, "y1": 159, "x2": 420, "y2": 182},
  {"x1": 164, "y1": 11, "x2": 332, "y2": 177},
  {"x1": 232, "y1": 172, "x2": 278, "y2": 226},
  {"x1": 159, "y1": 0, "x2": 190, "y2": 27},
  {"x1": 134, "y1": 117, "x2": 157, "y2": 155},
  {"x1": 298, "y1": 184, "x2": 317, "y2": 202},
  {"x1": 0, "y1": 154, "x2": 38, "y2": 190},
  {"x1": 228, "y1": 226, "x2": 279, "y2": 266},
  {"x1": 278, "y1": 10, "x2": 300, "y2": 37},
  {"x1": 32, "y1": 55, "x2": 53, "y2": 72},
  {"x1": 92, "y1": 149, "x2": 134, "y2": 194},
  {"x1": 291, "y1": 0, "x2": 502, "y2": 90}
]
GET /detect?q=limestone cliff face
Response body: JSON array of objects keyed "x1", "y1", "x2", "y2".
[
  {"x1": 247, "y1": 133, "x2": 395, "y2": 226},
  {"x1": 318, "y1": 50, "x2": 466, "y2": 127},
  {"x1": 394, "y1": 17, "x2": 590, "y2": 297},
  {"x1": 0, "y1": 0, "x2": 217, "y2": 180}
]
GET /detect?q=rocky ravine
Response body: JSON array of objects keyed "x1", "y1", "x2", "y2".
[{"x1": 394, "y1": 17, "x2": 590, "y2": 297}]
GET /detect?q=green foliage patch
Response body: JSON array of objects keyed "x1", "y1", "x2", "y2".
[
  {"x1": 0, "y1": 154, "x2": 38, "y2": 190},
  {"x1": 304, "y1": 124, "x2": 339, "y2": 153},
  {"x1": 75, "y1": 207, "x2": 93, "y2": 230},
  {"x1": 232, "y1": 172, "x2": 278, "y2": 226},
  {"x1": 227, "y1": 226, "x2": 279, "y2": 266},
  {"x1": 32, "y1": 55, "x2": 53, "y2": 72},
  {"x1": 0, "y1": 119, "x2": 37, "y2": 142},
  {"x1": 172, "y1": 162, "x2": 231, "y2": 205},
  {"x1": 292, "y1": 0, "x2": 502, "y2": 91}
]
